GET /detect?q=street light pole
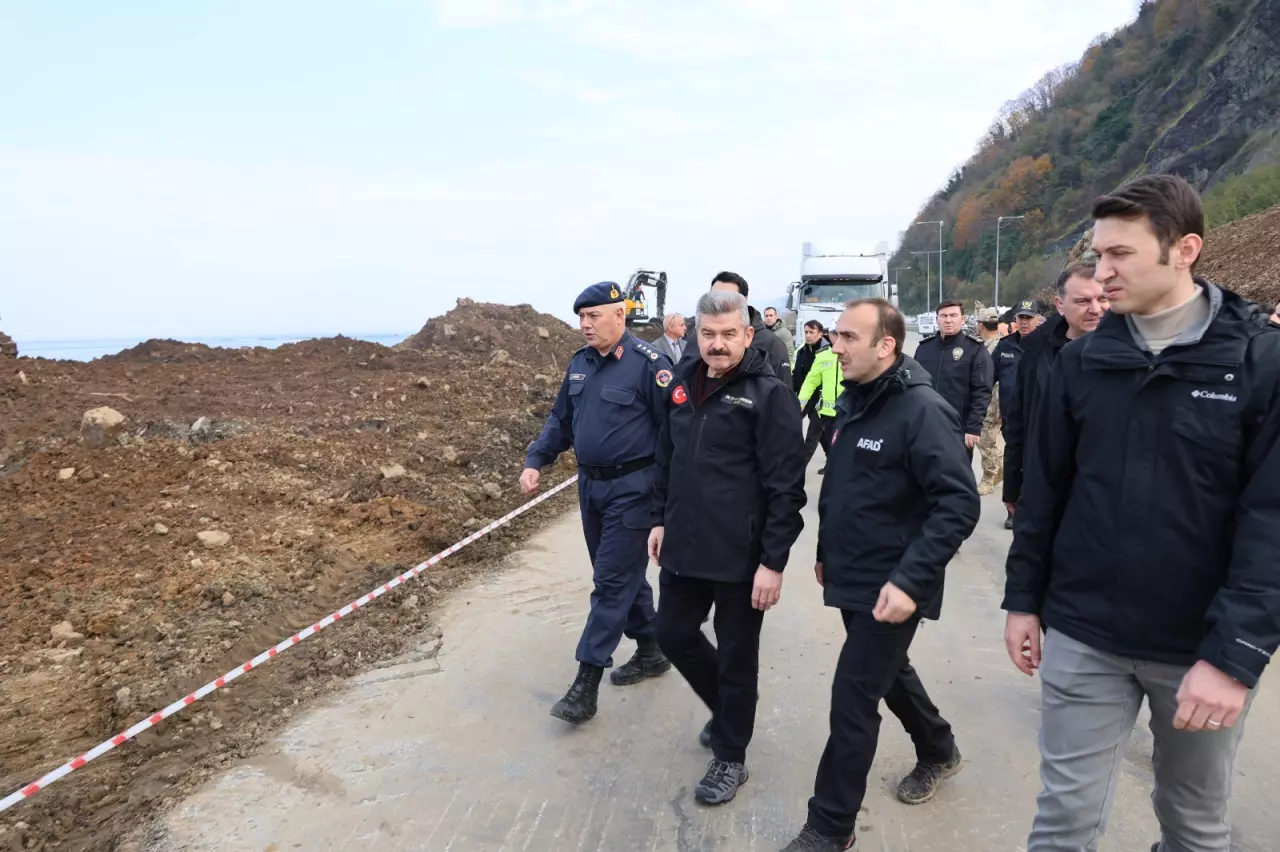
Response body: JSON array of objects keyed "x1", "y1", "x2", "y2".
[
  {"x1": 914, "y1": 220, "x2": 944, "y2": 304},
  {"x1": 995, "y1": 214, "x2": 1026, "y2": 307}
]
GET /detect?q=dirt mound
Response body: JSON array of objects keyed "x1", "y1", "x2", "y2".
[
  {"x1": 0, "y1": 330, "x2": 15, "y2": 359},
  {"x1": 0, "y1": 311, "x2": 580, "y2": 850},
  {"x1": 1199, "y1": 205, "x2": 1280, "y2": 308},
  {"x1": 399, "y1": 297, "x2": 581, "y2": 368}
]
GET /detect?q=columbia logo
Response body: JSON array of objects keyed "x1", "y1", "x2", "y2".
[
  {"x1": 856, "y1": 437, "x2": 883, "y2": 451},
  {"x1": 1191, "y1": 390, "x2": 1237, "y2": 402}
]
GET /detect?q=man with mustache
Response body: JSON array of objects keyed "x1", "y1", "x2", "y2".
[{"x1": 652, "y1": 289, "x2": 806, "y2": 805}]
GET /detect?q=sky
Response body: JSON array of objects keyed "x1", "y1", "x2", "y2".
[{"x1": 0, "y1": 0, "x2": 1143, "y2": 342}]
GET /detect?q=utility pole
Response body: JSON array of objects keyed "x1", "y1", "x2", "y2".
[
  {"x1": 995, "y1": 215, "x2": 1026, "y2": 307},
  {"x1": 914, "y1": 220, "x2": 944, "y2": 304}
]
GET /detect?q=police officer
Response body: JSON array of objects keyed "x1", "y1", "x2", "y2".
[
  {"x1": 991, "y1": 299, "x2": 1044, "y2": 427},
  {"x1": 912, "y1": 300, "x2": 992, "y2": 459},
  {"x1": 520, "y1": 281, "x2": 674, "y2": 724}
]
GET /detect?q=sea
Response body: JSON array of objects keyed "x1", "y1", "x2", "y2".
[{"x1": 13, "y1": 332, "x2": 414, "y2": 363}]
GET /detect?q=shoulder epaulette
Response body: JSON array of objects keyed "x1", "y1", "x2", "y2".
[
  {"x1": 965, "y1": 332, "x2": 984, "y2": 344},
  {"x1": 631, "y1": 338, "x2": 663, "y2": 362},
  {"x1": 920, "y1": 333, "x2": 939, "y2": 343}
]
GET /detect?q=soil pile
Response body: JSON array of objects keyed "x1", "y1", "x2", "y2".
[
  {"x1": 1199, "y1": 205, "x2": 1280, "y2": 307},
  {"x1": 0, "y1": 308, "x2": 581, "y2": 851},
  {"x1": 398, "y1": 298, "x2": 581, "y2": 370}
]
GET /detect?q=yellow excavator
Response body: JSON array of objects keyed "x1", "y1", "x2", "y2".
[{"x1": 623, "y1": 269, "x2": 667, "y2": 341}]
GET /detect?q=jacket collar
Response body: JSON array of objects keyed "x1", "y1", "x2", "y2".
[
  {"x1": 1082, "y1": 280, "x2": 1254, "y2": 370},
  {"x1": 835, "y1": 355, "x2": 931, "y2": 422}
]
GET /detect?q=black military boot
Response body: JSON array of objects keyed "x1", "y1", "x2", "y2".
[
  {"x1": 609, "y1": 637, "x2": 672, "y2": 686},
  {"x1": 550, "y1": 663, "x2": 603, "y2": 724}
]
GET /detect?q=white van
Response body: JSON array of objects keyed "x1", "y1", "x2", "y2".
[{"x1": 917, "y1": 313, "x2": 938, "y2": 336}]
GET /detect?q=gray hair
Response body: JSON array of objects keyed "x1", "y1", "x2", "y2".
[
  {"x1": 663, "y1": 312, "x2": 685, "y2": 332},
  {"x1": 695, "y1": 290, "x2": 750, "y2": 328}
]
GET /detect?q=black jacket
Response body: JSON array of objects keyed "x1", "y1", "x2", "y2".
[
  {"x1": 655, "y1": 347, "x2": 807, "y2": 583},
  {"x1": 792, "y1": 339, "x2": 829, "y2": 394},
  {"x1": 991, "y1": 332, "x2": 1027, "y2": 419},
  {"x1": 817, "y1": 355, "x2": 980, "y2": 619},
  {"x1": 682, "y1": 305, "x2": 793, "y2": 389},
  {"x1": 1004, "y1": 284, "x2": 1280, "y2": 688},
  {"x1": 1001, "y1": 316, "x2": 1071, "y2": 505},
  {"x1": 912, "y1": 332, "x2": 993, "y2": 436}
]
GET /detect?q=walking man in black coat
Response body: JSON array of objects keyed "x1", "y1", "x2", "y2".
[
  {"x1": 1004, "y1": 174, "x2": 1280, "y2": 852},
  {"x1": 652, "y1": 289, "x2": 807, "y2": 806},
  {"x1": 913, "y1": 300, "x2": 992, "y2": 458},
  {"x1": 780, "y1": 299, "x2": 979, "y2": 852}
]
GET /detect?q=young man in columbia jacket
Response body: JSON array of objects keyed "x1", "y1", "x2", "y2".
[
  {"x1": 780, "y1": 299, "x2": 979, "y2": 852},
  {"x1": 1004, "y1": 174, "x2": 1280, "y2": 852},
  {"x1": 651, "y1": 289, "x2": 807, "y2": 807}
]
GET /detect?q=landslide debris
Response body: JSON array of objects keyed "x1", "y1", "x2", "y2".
[
  {"x1": 0, "y1": 301, "x2": 581, "y2": 851},
  {"x1": 1199, "y1": 205, "x2": 1280, "y2": 308}
]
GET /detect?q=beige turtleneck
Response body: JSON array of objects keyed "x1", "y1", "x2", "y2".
[{"x1": 1130, "y1": 285, "x2": 1209, "y2": 355}]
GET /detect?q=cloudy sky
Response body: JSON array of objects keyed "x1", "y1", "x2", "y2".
[{"x1": 0, "y1": 0, "x2": 1141, "y2": 343}]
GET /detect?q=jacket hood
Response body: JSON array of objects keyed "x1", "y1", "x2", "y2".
[
  {"x1": 675, "y1": 340, "x2": 774, "y2": 381},
  {"x1": 748, "y1": 304, "x2": 766, "y2": 332},
  {"x1": 835, "y1": 354, "x2": 930, "y2": 418}
]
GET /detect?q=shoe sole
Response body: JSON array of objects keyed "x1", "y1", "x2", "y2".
[
  {"x1": 549, "y1": 706, "x2": 596, "y2": 725},
  {"x1": 609, "y1": 660, "x2": 672, "y2": 686},
  {"x1": 694, "y1": 769, "x2": 748, "y2": 806},
  {"x1": 896, "y1": 757, "x2": 963, "y2": 805}
]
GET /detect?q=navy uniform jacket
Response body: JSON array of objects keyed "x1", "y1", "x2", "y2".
[
  {"x1": 526, "y1": 332, "x2": 673, "y2": 469},
  {"x1": 990, "y1": 332, "x2": 1027, "y2": 420}
]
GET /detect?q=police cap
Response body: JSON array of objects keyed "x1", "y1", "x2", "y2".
[
  {"x1": 1014, "y1": 298, "x2": 1042, "y2": 318},
  {"x1": 574, "y1": 282, "x2": 625, "y2": 314}
]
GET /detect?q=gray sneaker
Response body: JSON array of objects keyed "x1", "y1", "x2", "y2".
[
  {"x1": 896, "y1": 747, "x2": 963, "y2": 805},
  {"x1": 694, "y1": 759, "x2": 748, "y2": 805}
]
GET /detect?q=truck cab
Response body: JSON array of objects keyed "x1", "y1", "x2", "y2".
[{"x1": 785, "y1": 243, "x2": 894, "y2": 350}]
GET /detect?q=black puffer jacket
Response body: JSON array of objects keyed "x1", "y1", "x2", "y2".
[
  {"x1": 817, "y1": 355, "x2": 980, "y2": 619},
  {"x1": 654, "y1": 347, "x2": 807, "y2": 583},
  {"x1": 1001, "y1": 315, "x2": 1071, "y2": 506},
  {"x1": 912, "y1": 332, "x2": 993, "y2": 436},
  {"x1": 1004, "y1": 284, "x2": 1280, "y2": 688}
]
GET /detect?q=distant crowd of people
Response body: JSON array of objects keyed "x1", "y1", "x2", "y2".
[{"x1": 518, "y1": 174, "x2": 1279, "y2": 852}]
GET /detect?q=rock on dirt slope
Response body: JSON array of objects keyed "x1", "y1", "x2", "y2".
[
  {"x1": 0, "y1": 300, "x2": 581, "y2": 851},
  {"x1": 1198, "y1": 204, "x2": 1280, "y2": 307}
]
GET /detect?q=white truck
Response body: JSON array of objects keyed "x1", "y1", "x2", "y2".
[{"x1": 785, "y1": 242, "x2": 896, "y2": 349}]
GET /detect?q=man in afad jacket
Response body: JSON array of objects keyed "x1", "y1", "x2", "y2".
[
  {"x1": 652, "y1": 289, "x2": 807, "y2": 806},
  {"x1": 912, "y1": 300, "x2": 992, "y2": 458},
  {"x1": 779, "y1": 299, "x2": 979, "y2": 852},
  {"x1": 1004, "y1": 174, "x2": 1280, "y2": 852}
]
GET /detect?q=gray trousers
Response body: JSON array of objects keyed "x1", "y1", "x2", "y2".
[{"x1": 1028, "y1": 629, "x2": 1253, "y2": 852}]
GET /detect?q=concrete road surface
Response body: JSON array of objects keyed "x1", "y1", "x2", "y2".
[{"x1": 151, "y1": 395, "x2": 1277, "y2": 850}]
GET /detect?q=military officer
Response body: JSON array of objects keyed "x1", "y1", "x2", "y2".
[{"x1": 521, "y1": 281, "x2": 675, "y2": 724}]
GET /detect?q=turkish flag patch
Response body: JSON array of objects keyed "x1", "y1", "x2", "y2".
[{"x1": 672, "y1": 385, "x2": 688, "y2": 405}]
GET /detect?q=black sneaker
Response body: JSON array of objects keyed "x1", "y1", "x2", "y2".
[
  {"x1": 609, "y1": 638, "x2": 671, "y2": 686},
  {"x1": 1003, "y1": 510, "x2": 1014, "y2": 531},
  {"x1": 896, "y1": 747, "x2": 963, "y2": 805},
  {"x1": 549, "y1": 663, "x2": 603, "y2": 725},
  {"x1": 694, "y1": 759, "x2": 748, "y2": 805},
  {"x1": 778, "y1": 824, "x2": 853, "y2": 851},
  {"x1": 699, "y1": 719, "x2": 712, "y2": 748}
]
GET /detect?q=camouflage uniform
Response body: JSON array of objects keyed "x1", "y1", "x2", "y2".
[{"x1": 978, "y1": 335, "x2": 1004, "y2": 495}]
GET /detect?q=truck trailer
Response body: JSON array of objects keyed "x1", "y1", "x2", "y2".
[{"x1": 785, "y1": 242, "x2": 896, "y2": 349}]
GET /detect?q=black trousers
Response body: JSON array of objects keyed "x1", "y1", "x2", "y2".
[
  {"x1": 803, "y1": 404, "x2": 833, "y2": 464},
  {"x1": 656, "y1": 569, "x2": 764, "y2": 764},
  {"x1": 808, "y1": 611, "x2": 955, "y2": 839}
]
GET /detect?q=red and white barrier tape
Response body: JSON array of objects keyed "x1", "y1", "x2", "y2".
[{"x1": 0, "y1": 474, "x2": 578, "y2": 814}]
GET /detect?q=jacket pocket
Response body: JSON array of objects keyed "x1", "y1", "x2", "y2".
[
  {"x1": 601, "y1": 386, "x2": 637, "y2": 406},
  {"x1": 1171, "y1": 406, "x2": 1242, "y2": 454}
]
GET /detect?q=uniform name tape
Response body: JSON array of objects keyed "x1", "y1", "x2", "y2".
[{"x1": 0, "y1": 475, "x2": 579, "y2": 813}]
